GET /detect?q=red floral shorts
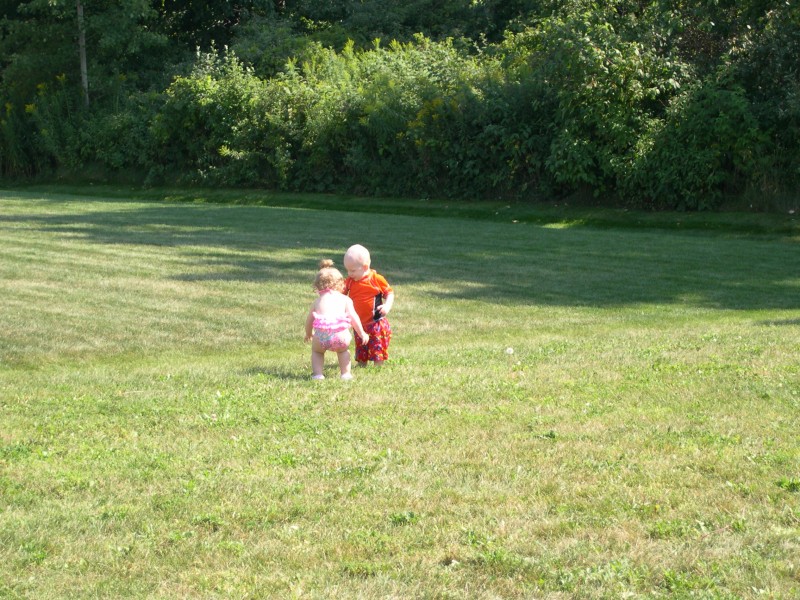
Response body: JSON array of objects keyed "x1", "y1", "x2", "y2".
[{"x1": 356, "y1": 318, "x2": 392, "y2": 363}]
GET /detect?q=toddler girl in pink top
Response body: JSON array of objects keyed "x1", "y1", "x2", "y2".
[{"x1": 304, "y1": 259, "x2": 369, "y2": 380}]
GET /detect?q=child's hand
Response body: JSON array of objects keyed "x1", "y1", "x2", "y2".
[
  {"x1": 360, "y1": 332, "x2": 369, "y2": 345},
  {"x1": 304, "y1": 333, "x2": 312, "y2": 343}
]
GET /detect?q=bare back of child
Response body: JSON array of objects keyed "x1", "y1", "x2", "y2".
[{"x1": 304, "y1": 259, "x2": 369, "y2": 380}]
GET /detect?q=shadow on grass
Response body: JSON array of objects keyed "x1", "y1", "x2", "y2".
[
  {"x1": 755, "y1": 318, "x2": 800, "y2": 327},
  {"x1": 2, "y1": 192, "x2": 798, "y2": 311},
  {"x1": 11, "y1": 184, "x2": 800, "y2": 236},
  {"x1": 240, "y1": 366, "x2": 309, "y2": 380}
]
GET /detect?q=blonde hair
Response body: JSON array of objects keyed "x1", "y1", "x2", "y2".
[
  {"x1": 345, "y1": 244, "x2": 371, "y2": 267},
  {"x1": 313, "y1": 259, "x2": 345, "y2": 292}
]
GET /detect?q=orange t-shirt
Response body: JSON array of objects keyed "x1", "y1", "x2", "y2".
[{"x1": 344, "y1": 270, "x2": 393, "y2": 327}]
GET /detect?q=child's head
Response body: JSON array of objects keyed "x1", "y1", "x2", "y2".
[
  {"x1": 314, "y1": 259, "x2": 345, "y2": 292},
  {"x1": 344, "y1": 244, "x2": 371, "y2": 281}
]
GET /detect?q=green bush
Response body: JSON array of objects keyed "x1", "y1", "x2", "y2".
[
  {"x1": 0, "y1": 103, "x2": 41, "y2": 177},
  {"x1": 150, "y1": 49, "x2": 309, "y2": 188},
  {"x1": 732, "y1": 4, "x2": 800, "y2": 195},
  {"x1": 79, "y1": 93, "x2": 161, "y2": 174},
  {"x1": 337, "y1": 38, "x2": 488, "y2": 197},
  {"x1": 283, "y1": 37, "x2": 516, "y2": 198},
  {"x1": 231, "y1": 17, "x2": 319, "y2": 79},
  {"x1": 502, "y1": 9, "x2": 689, "y2": 199},
  {"x1": 1, "y1": 76, "x2": 85, "y2": 177},
  {"x1": 151, "y1": 51, "x2": 258, "y2": 184},
  {"x1": 307, "y1": 36, "x2": 554, "y2": 200},
  {"x1": 2, "y1": 0, "x2": 798, "y2": 211},
  {"x1": 624, "y1": 81, "x2": 765, "y2": 210}
]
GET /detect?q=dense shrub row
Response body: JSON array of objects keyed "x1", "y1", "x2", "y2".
[{"x1": 1, "y1": 2, "x2": 798, "y2": 209}]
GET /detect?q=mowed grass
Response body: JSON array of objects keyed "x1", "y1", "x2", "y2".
[{"x1": 0, "y1": 189, "x2": 798, "y2": 599}]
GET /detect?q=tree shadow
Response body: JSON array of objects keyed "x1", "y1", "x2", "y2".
[
  {"x1": 3, "y1": 194, "x2": 798, "y2": 311},
  {"x1": 383, "y1": 222, "x2": 800, "y2": 312},
  {"x1": 755, "y1": 318, "x2": 800, "y2": 327},
  {"x1": 1, "y1": 197, "x2": 338, "y2": 283},
  {"x1": 240, "y1": 365, "x2": 309, "y2": 380}
]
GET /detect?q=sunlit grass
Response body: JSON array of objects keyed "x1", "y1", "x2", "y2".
[{"x1": 1, "y1": 189, "x2": 798, "y2": 598}]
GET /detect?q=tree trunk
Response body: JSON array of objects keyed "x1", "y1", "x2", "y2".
[{"x1": 77, "y1": 0, "x2": 89, "y2": 107}]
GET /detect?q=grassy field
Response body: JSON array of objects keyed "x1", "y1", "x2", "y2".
[{"x1": 1, "y1": 188, "x2": 798, "y2": 599}]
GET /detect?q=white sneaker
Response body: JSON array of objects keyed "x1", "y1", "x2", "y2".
[
  {"x1": 340, "y1": 373, "x2": 353, "y2": 380},
  {"x1": 312, "y1": 374, "x2": 325, "y2": 380}
]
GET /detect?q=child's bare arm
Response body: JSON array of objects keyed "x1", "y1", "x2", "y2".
[
  {"x1": 304, "y1": 309, "x2": 315, "y2": 342},
  {"x1": 378, "y1": 291, "x2": 394, "y2": 316},
  {"x1": 347, "y1": 299, "x2": 369, "y2": 344}
]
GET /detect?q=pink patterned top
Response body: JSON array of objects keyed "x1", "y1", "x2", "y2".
[{"x1": 312, "y1": 312, "x2": 350, "y2": 333}]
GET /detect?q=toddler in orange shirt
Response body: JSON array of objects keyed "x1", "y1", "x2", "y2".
[{"x1": 343, "y1": 244, "x2": 395, "y2": 366}]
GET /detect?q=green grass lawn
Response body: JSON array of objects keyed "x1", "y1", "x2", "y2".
[{"x1": 1, "y1": 188, "x2": 798, "y2": 599}]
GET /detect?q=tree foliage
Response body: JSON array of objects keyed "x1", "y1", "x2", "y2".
[{"x1": 1, "y1": 0, "x2": 798, "y2": 209}]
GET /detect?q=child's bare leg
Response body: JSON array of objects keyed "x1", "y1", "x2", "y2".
[
  {"x1": 337, "y1": 349, "x2": 353, "y2": 379},
  {"x1": 311, "y1": 339, "x2": 326, "y2": 379}
]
